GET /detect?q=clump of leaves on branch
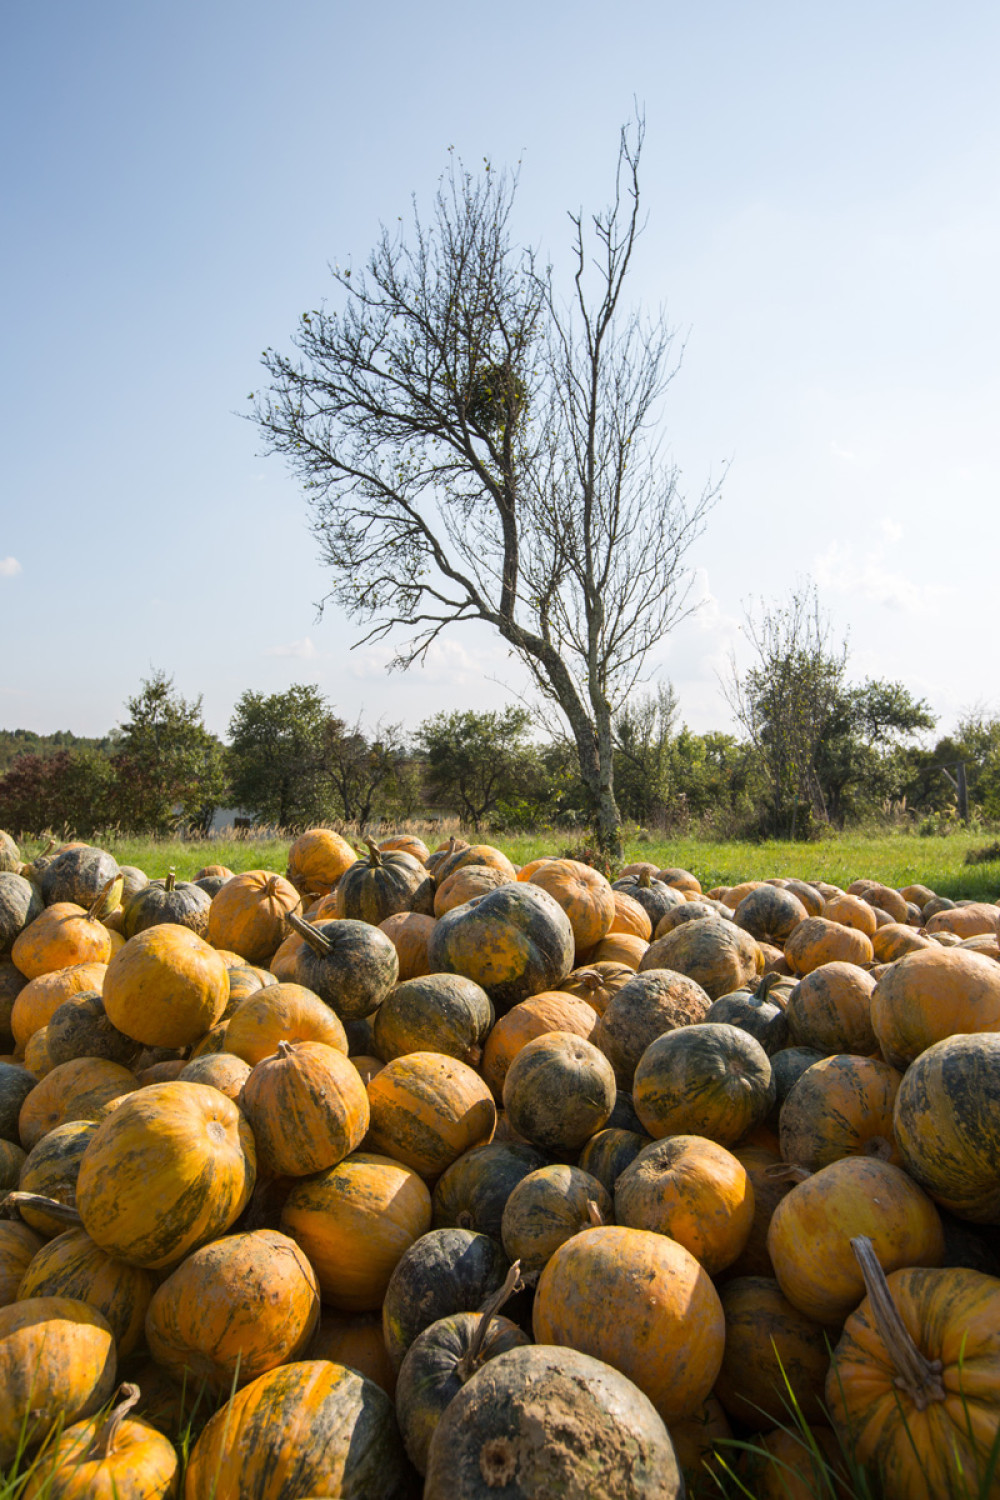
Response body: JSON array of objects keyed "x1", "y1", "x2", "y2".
[{"x1": 251, "y1": 117, "x2": 720, "y2": 856}]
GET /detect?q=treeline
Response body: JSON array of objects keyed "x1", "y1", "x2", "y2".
[{"x1": 0, "y1": 666, "x2": 997, "y2": 842}]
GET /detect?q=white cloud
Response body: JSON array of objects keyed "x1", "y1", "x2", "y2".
[
  {"x1": 265, "y1": 636, "x2": 322, "y2": 660},
  {"x1": 814, "y1": 542, "x2": 950, "y2": 614},
  {"x1": 0, "y1": 557, "x2": 21, "y2": 577}
]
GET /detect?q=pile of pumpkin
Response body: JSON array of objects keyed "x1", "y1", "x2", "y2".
[{"x1": 0, "y1": 825, "x2": 999, "y2": 1499}]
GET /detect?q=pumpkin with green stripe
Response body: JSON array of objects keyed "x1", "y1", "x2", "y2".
[
  {"x1": 501, "y1": 1164, "x2": 613, "y2": 1281},
  {"x1": 366, "y1": 1052, "x2": 496, "y2": 1181},
  {"x1": 382, "y1": 1226, "x2": 510, "y2": 1371},
  {"x1": 893, "y1": 1031, "x2": 1000, "y2": 1222},
  {"x1": 146, "y1": 1229, "x2": 319, "y2": 1391},
  {"x1": 431, "y1": 1141, "x2": 547, "y2": 1238},
  {"x1": 373, "y1": 973, "x2": 494, "y2": 1068},
  {"x1": 779, "y1": 1054, "x2": 903, "y2": 1172},
  {"x1": 76, "y1": 1081, "x2": 256, "y2": 1270},
  {"x1": 287, "y1": 913, "x2": 399, "y2": 1021},
  {"x1": 18, "y1": 1121, "x2": 100, "y2": 1237},
  {"x1": 0, "y1": 1296, "x2": 117, "y2": 1467},
  {"x1": 17, "y1": 1228, "x2": 154, "y2": 1358},
  {"x1": 427, "y1": 883, "x2": 575, "y2": 1013},
  {"x1": 715, "y1": 1276, "x2": 832, "y2": 1429},
  {"x1": 334, "y1": 838, "x2": 435, "y2": 923},
  {"x1": 0, "y1": 873, "x2": 43, "y2": 954},
  {"x1": 633, "y1": 1023, "x2": 774, "y2": 1146},
  {"x1": 183, "y1": 1360, "x2": 409, "y2": 1500},
  {"x1": 239, "y1": 1040, "x2": 369, "y2": 1177},
  {"x1": 121, "y1": 869, "x2": 211, "y2": 939}
]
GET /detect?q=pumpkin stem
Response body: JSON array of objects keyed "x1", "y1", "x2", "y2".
[
  {"x1": 94, "y1": 1383, "x2": 141, "y2": 1459},
  {"x1": 755, "y1": 971, "x2": 784, "y2": 1003},
  {"x1": 762, "y1": 1163, "x2": 812, "y2": 1184},
  {"x1": 849, "y1": 1236, "x2": 947, "y2": 1411},
  {"x1": 458, "y1": 1260, "x2": 524, "y2": 1382},
  {"x1": 165, "y1": 869, "x2": 176, "y2": 892},
  {"x1": 586, "y1": 1198, "x2": 605, "y2": 1227},
  {"x1": 1, "y1": 1191, "x2": 83, "y2": 1227},
  {"x1": 276, "y1": 1040, "x2": 296, "y2": 1059},
  {"x1": 638, "y1": 870, "x2": 652, "y2": 888},
  {"x1": 88, "y1": 873, "x2": 124, "y2": 923},
  {"x1": 569, "y1": 968, "x2": 603, "y2": 993},
  {"x1": 364, "y1": 837, "x2": 383, "y2": 867},
  {"x1": 285, "y1": 911, "x2": 333, "y2": 956}
]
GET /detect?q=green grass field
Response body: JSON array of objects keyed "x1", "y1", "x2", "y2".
[{"x1": 20, "y1": 826, "x2": 1000, "y2": 901}]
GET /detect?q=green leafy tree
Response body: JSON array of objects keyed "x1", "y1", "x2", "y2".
[
  {"x1": 815, "y1": 679, "x2": 935, "y2": 824},
  {"x1": 113, "y1": 671, "x2": 226, "y2": 834},
  {"x1": 227, "y1": 684, "x2": 334, "y2": 828},
  {"x1": 251, "y1": 119, "x2": 719, "y2": 858},
  {"x1": 613, "y1": 683, "x2": 679, "y2": 823},
  {"x1": 417, "y1": 707, "x2": 535, "y2": 829},
  {"x1": 322, "y1": 716, "x2": 410, "y2": 826}
]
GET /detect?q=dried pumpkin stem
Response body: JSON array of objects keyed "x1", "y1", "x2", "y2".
[
  {"x1": 165, "y1": 869, "x2": 176, "y2": 892},
  {"x1": 850, "y1": 1235, "x2": 946, "y2": 1411},
  {"x1": 457, "y1": 1260, "x2": 524, "y2": 1381},
  {"x1": 1, "y1": 1191, "x2": 83, "y2": 1227},
  {"x1": 94, "y1": 1383, "x2": 141, "y2": 1459},
  {"x1": 586, "y1": 1198, "x2": 605, "y2": 1227},
  {"x1": 756, "y1": 972, "x2": 783, "y2": 1002},
  {"x1": 285, "y1": 910, "x2": 333, "y2": 956},
  {"x1": 88, "y1": 874, "x2": 123, "y2": 923}
]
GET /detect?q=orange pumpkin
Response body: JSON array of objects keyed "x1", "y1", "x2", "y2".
[
  {"x1": 532, "y1": 1224, "x2": 725, "y2": 1423},
  {"x1": 784, "y1": 960, "x2": 877, "y2": 1055},
  {"x1": 12, "y1": 903, "x2": 112, "y2": 980},
  {"x1": 239, "y1": 1040, "x2": 369, "y2": 1176},
  {"x1": 18, "y1": 1058, "x2": 137, "y2": 1151},
  {"x1": 528, "y1": 859, "x2": 616, "y2": 954},
  {"x1": 638, "y1": 917, "x2": 762, "y2": 1001},
  {"x1": 22, "y1": 1381, "x2": 179, "y2": 1499},
  {"x1": 715, "y1": 1275, "x2": 831, "y2": 1429},
  {"x1": 779, "y1": 1054, "x2": 903, "y2": 1172},
  {"x1": 11, "y1": 963, "x2": 109, "y2": 1049},
  {"x1": 286, "y1": 827, "x2": 357, "y2": 896},
  {"x1": 871, "y1": 945, "x2": 1000, "y2": 1069},
  {"x1": 480, "y1": 990, "x2": 599, "y2": 1100},
  {"x1": 366, "y1": 1051, "x2": 496, "y2": 1180},
  {"x1": 607, "y1": 890, "x2": 653, "y2": 941},
  {"x1": 207, "y1": 870, "x2": 301, "y2": 963},
  {"x1": 308, "y1": 1307, "x2": 397, "y2": 1397},
  {"x1": 615, "y1": 1134, "x2": 754, "y2": 1275},
  {"x1": 377, "y1": 912, "x2": 437, "y2": 980},
  {"x1": 17, "y1": 1228, "x2": 154, "y2": 1358},
  {"x1": 280, "y1": 1151, "x2": 432, "y2": 1310},
  {"x1": 75, "y1": 1082, "x2": 256, "y2": 1270},
  {"x1": 0, "y1": 1296, "x2": 117, "y2": 1465},
  {"x1": 224, "y1": 982, "x2": 348, "y2": 1065},
  {"x1": 0, "y1": 1221, "x2": 44, "y2": 1307},
  {"x1": 103, "y1": 925, "x2": 228, "y2": 1049},
  {"x1": 145, "y1": 1228, "x2": 319, "y2": 1390},
  {"x1": 784, "y1": 917, "x2": 874, "y2": 975}
]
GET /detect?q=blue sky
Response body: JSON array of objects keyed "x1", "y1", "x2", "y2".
[{"x1": 3, "y1": 1, "x2": 998, "y2": 743}]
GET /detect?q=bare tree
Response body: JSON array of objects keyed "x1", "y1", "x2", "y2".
[
  {"x1": 252, "y1": 119, "x2": 719, "y2": 855},
  {"x1": 723, "y1": 582, "x2": 847, "y2": 838}
]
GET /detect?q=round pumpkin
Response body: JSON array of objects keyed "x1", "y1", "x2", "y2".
[
  {"x1": 576, "y1": 1126, "x2": 651, "y2": 1196},
  {"x1": 784, "y1": 961, "x2": 877, "y2": 1055},
  {"x1": 784, "y1": 917, "x2": 874, "y2": 975},
  {"x1": 335, "y1": 838, "x2": 435, "y2": 923},
  {"x1": 286, "y1": 827, "x2": 357, "y2": 896},
  {"x1": 183, "y1": 1360, "x2": 409, "y2": 1500},
  {"x1": 532, "y1": 1223, "x2": 725, "y2": 1423},
  {"x1": 527, "y1": 859, "x2": 616, "y2": 954},
  {"x1": 239, "y1": 1039, "x2": 369, "y2": 1177},
  {"x1": 366, "y1": 1051, "x2": 496, "y2": 1180},
  {"x1": 207, "y1": 870, "x2": 301, "y2": 963},
  {"x1": 431, "y1": 1140, "x2": 547, "y2": 1239},
  {"x1": 501, "y1": 1163, "x2": 613, "y2": 1281},
  {"x1": 377, "y1": 911, "x2": 437, "y2": 981},
  {"x1": 75, "y1": 1082, "x2": 256, "y2": 1270},
  {"x1": 22, "y1": 1381, "x2": 179, "y2": 1500},
  {"x1": 288, "y1": 913, "x2": 400, "y2": 1021},
  {"x1": 381, "y1": 1226, "x2": 509, "y2": 1372},
  {"x1": 779, "y1": 1054, "x2": 902, "y2": 1172},
  {"x1": 121, "y1": 871, "x2": 210, "y2": 940},
  {"x1": 45, "y1": 992, "x2": 142, "y2": 1071},
  {"x1": 11, "y1": 962, "x2": 110, "y2": 1049},
  {"x1": 280, "y1": 1151, "x2": 432, "y2": 1310},
  {"x1": 428, "y1": 882, "x2": 575, "y2": 1012},
  {"x1": 715, "y1": 1275, "x2": 831, "y2": 1429},
  {"x1": 224, "y1": 982, "x2": 348, "y2": 1064},
  {"x1": 638, "y1": 916, "x2": 762, "y2": 1001},
  {"x1": 480, "y1": 990, "x2": 599, "y2": 1101},
  {"x1": 893, "y1": 1031, "x2": 1000, "y2": 1222},
  {"x1": 871, "y1": 945, "x2": 1000, "y2": 1069},
  {"x1": 633, "y1": 1023, "x2": 774, "y2": 1145},
  {"x1": 502, "y1": 1030, "x2": 615, "y2": 1153},
  {"x1": 0, "y1": 1296, "x2": 117, "y2": 1465},
  {"x1": 373, "y1": 973, "x2": 494, "y2": 1068},
  {"x1": 615, "y1": 1134, "x2": 754, "y2": 1275},
  {"x1": 17, "y1": 1228, "x2": 154, "y2": 1359},
  {"x1": 592, "y1": 967, "x2": 712, "y2": 1088},
  {"x1": 18, "y1": 1058, "x2": 137, "y2": 1151},
  {"x1": 103, "y1": 925, "x2": 228, "y2": 1050},
  {"x1": 0, "y1": 873, "x2": 43, "y2": 954},
  {"x1": 12, "y1": 903, "x2": 113, "y2": 980},
  {"x1": 145, "y1": 1228, "x2": 319, "y2": 1390},
  {"x1": 17, "y1": 1120, "x2": 100, "y2": 1237}
]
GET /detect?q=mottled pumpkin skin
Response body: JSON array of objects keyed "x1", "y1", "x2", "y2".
[
  {"x1": 726, "y1": 1143, "x2": 795, "y2": 1279},
  {"x1": 872, "y1": 922, "x2": 932, "y2": 963},
  {"x1": 22, "y1": 1401, "x2": 180, "y2": 1500},
  {"x1": 280, "y1": 1151, "x2": 432, "y2": 1310},
  {"x1": 18, "y1": 1120, "x2": 100, "y2": 1236},
  {"x1": 822, "y1": 891, "x2": 878, "y2": 938},
  {"x1": 377, "y1": 912, "x2": 437, "y2": 981},
  {"x1": 45, "y1": 992, "x2": 141, "y2": 1071},
  {"x1": 0, "y1": 1296, "x2": 117, "y2": 1465},
  {"x1": 39, "y1": 848, "x2": 120, "y2": 910},
  {"x1": 871, "y1": 946, "x2": 1000, "y2": 1069},
  {"x1": 396, "y1": 1309, "x2": 530, "y2": 1475},
  {"x1": 183, "y1": 1360, "x2": 410, "y2": 1500},
  {"x1": 584, "y1": 931, "x2": 649, "y2": 968},
  {"x1": 146, "y1": 1228, "x2": 319, "y2": 1390},
  {"x1": 576, "y1": 1126, "x2": 651, "y2": 1196},
  {"x1": 335, "y1": 845, "x2": 435, "y2": 923},
  {"x1": 608, "y1": 890, "x2": 653, "y2": 942},
  {"x1": 533, "y1": 1224, "x2": 725, "y2": 1424},
  {"x1": 239, "y1": 1040, "x2": 369, "y2": 1177},
  {"x1": 103, "y1": 925, "x2": 228, "y2": 1049},
  {"x1": 433, "y1": 843, "x2": 518, "y2": 887},
  {"x1": 308, "y1": 1308, "x2": 397, "y2": 1396},
  {"x1": 177, "y1": 1051, "x2": 251, "y2": 1101},
  {"x1": 366, "y1": 1051, "x2": 496, "y2": 1180},
  {"x1": 434, "y1": 864, "x2": 510, "y2": 917},
  {"x1": 638, "y1": 916, "x2": 762, "y2": 1002},
  {"x1": 0, "y1": 1221, "x2": 44, "y2": 1307},
  {"x1": 594, "y1": 967, "x2": 715, "y2": 1091},
  {"x1": 501, "y1": 1163, "x2": 614, "y2": 1281},
  {"x1": 559, "y1": 961, "x2": 634, "y2": 1016},
  {"x1": 12, "y1": 904, "x2": 113, "y2": 980},
  {"x1": 373, "y1": 973, "x2": 494, "y2": 1068},
  {"x1": 286, "y1": 828, "x2": 357, "y2": 897},
  {"x1": 784, "y1": 917, "x2": 874, "y2": 976},
  {"x1": 612, "y1": 872, "x2": 687, "y2": 929},
  {"x1": 0, "y1": 1059, "x2": 38, "y2": 1140},
  {"x1": 0, "y1": 1137, "x2": 24, "y2": 1189},
  {"x1": 428, "y1": 883, "x2": 575, "y2": 1013},
  {"x1": 926, "y1": 901, "x2": 1000, "y2": 938},
  {"x1": 828, "y1": 1264, "x2": 1000, "y2": 1500},
  {"x1": 480, "y1": 990, "x2": 599, "y2": 1101},
  {"x1": 779, "y1": 1054, "x2": 903, "y2": 1171},
  {"x1": 526, "y1": 859, "x2": 616, "y2": 955},
  {"x1": 19, "y1": 1057, "x2": 138, "y2": 1150},
  {"x1": 17, "y1": 1228, "x2": 154, "y2": 1358},
  {"x1": 715, "y1": 1276, "x2": 831, "y2": 1429},
  {"x1": 0, "y1": 873, "x2": 43, "y2": 954},
  {"x1": 502, "y1": 1031, "x2": 615, "y2": 1153},
  {"x1": 633, "y1": 1023, "x2": 774, "y2": 1146},
  {"x1": 121, "y1": 876, "x2": 211, "y2": 940},
  {"x1": 381, "y1": 1226, "x2": 509, "y2": 1371},
  {"x1": 767, "y1": 1157, "x2": 945, "y2": 1324},
  {"x1": 207, "y1": 870, "x2": 301, "y2": 964},
  {"x1": 380, "y1": 834, "x2": 430, "y2": 864},
  {"x1": 225, "y1": 982, "x2": 348, "y2": 1064},
  {"x1": 291, "y1": 918, "x2": 400, "y2": 1021},
  {"x1": 734, "y1": 885, "x2": 808, "y2": 945},
  {"x1": 76, "y1": 1082, "x2": 256, "y2": 1270},
  {"x1": 615, "y1": 1135, "x2": 754, "y2": 1276},
  {"x1": 893, "y1": 1032, "x2": 1000, "y2": 1221},
  {"x1": 423, "y1": 1342, "x2": 683, "y2": 1500},
  {"x1": 784, "y1": 961, "x2": 877, "y2": 1056},
  {"x1": 431, "y1": 1141, "x2": 547, "y2": 1238}
]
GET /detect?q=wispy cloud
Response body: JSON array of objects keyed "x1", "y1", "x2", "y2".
[
  {"x1": 0, "y1": 557, "x2": 21, "y2": 577},
  {"x1": 265, "y1": 636, "x2": 323, "y2": 659}
]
